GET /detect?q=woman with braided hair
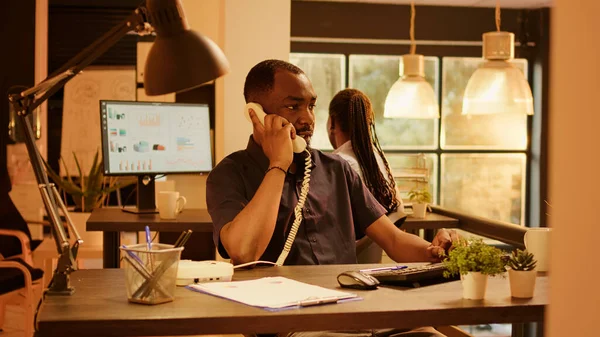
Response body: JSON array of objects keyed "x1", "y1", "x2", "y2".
[{"x1": 328, "y1": 89, "x2": 406, "y2": 263}]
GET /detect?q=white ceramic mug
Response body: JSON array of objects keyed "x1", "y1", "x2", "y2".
[
  {"x1": 157, "y1": 191, "x2": 187, "y2": 219},
  {"x1": 524, "y1": 228, "x2": 551, "y2": 272}
]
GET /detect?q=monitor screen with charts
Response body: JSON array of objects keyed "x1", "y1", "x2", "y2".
[{"x1": 100, "y1": 100, "x2": 213, "y2": 176}]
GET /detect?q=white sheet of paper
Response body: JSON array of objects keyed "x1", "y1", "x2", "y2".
[{"x1": 189, "y1": 276, "x2": 357, "y2": 309}]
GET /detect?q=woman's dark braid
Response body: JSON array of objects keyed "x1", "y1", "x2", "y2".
[
  {"x1": 331, "y1": 89, "x2": 398, "y2": 213},
  {"x1": 371, "y1": 122, "x2": 399, "y2": 212}
]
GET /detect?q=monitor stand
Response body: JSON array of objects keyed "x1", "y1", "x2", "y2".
[{"x1": 122, "y1": 175, "x2": 158, "y2": 214}]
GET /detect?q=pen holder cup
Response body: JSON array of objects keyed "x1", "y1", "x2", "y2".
[{"x1": 120, "y1": 243, "x2": 184, "y2": 305}]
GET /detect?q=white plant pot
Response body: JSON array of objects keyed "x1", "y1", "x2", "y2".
[
  {"x1": 508, "y1": 269, "x2": 537, "y2": 298},
  {"x1": 461, "y1": 272, "x2": 488, "y2": 300},
  {"x1": 412, "y1": 203, "x2": 428, "y2": 218}
]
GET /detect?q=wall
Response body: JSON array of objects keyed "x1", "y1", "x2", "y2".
[
  {"x1": 548, "y1": 0, "x2": 600, "y2": 336},
  {"x1": 169, "y1": 0, "x2": 291, "y2": 209},
  {"x1": 1, "y1": 0, "x2": 47, "y2": 233},
  {"x1": 221, "y1": 0, "x2": 291, "y2": 158},
  {"x1": 35, "y1": 0, "x2": 48, "y2": 160},
  {"x1": 217, "y1": 0, "x2": 291, "y2": 157},
  {"x1": 290, "y1": 1, "x2": 528, "y2": 56},
  {"x1": 182, "y1": 0, "x2": 292, "y2": 160},
  {"x1": 0, "y1": 1, "x2": 35, "y2": 171}
]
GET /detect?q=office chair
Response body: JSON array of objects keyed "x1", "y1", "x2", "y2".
[
  {"x1": 0, "y1": 228, "x2": 44, "y2": 337},
  {"x1": 0, "y1": 185, "x2": 44, "y2": 336}
]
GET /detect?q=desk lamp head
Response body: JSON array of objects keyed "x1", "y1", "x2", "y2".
[{"x1": 144, "y1": 0, "x2": 229, "y2": 96}]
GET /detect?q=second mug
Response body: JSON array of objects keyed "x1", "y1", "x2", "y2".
[
  {"x1": 157, "y1": 191, "x2": 187, "y2": 219},
  {"x1": 524, "y1": 227, "x2": 551, "y2": 272}
]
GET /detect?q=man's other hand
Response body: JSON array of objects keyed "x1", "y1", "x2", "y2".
[
  {"x1": 426, "y1": 245, "x2": 446, "y2": 262},
  {"x1": 427, "y1": 229, "x2": 461, "y2": 262}
]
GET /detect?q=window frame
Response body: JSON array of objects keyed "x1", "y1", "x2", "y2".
[{"x1": 291, "y1": 45, "x2": 538, "y2": 227}]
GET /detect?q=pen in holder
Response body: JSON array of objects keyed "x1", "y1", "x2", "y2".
[{"x1": 120, "y1": 243, "x2": 184, "y2": 305}]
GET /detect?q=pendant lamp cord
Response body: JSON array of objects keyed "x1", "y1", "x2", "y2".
[
  {"x1": 495, "y1": 0, "x2": 501, "y2": 31},
  {"x1": 409, "y1": 1, "x2": 416, "y2": 54}
]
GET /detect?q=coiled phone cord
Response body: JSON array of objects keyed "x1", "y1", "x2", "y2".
[{"x1": 275, "y1": 149, "x2": 312, "y2": 266}]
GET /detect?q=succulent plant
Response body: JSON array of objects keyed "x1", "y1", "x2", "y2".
[
  {"x1": 507, "y1": 249, "x2": 537, "y2": 271},
  {"x1": 43, "y1": 149, "x2": 134, "y2": 212}
]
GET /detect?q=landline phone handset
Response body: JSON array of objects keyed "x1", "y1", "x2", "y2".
[
  {"x1": 244, "y1": 103, "x2": 307, "y2": 153},
  {"x1": 244, "y1": 103, "x2": 312, "y2": 266}
]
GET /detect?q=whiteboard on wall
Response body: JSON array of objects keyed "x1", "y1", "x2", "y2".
[{"x1": 61, "y1": 66, "x2": 136, "y2": 176}]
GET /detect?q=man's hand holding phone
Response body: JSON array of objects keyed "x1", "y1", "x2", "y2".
[{"x1": 248, "y1": 108, "x2": 297, "y2": 170}]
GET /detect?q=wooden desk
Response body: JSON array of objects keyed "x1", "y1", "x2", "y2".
[
  {"x1": 87, "y1": 208, "x2": 214, "y2": 268},
  {"x1": 88, "y1": 208, "x2": 458, "y2": 269},
  {"x1": 403, "y1": 213, "x2": 459, "y2": 231},
  {"x1": 37, "y1": 265, "x2": 546, "y2": 337}
]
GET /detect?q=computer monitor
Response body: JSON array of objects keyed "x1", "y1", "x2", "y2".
[{"x1": 100, "y1": 100, "x2": 213, "y2": 213}]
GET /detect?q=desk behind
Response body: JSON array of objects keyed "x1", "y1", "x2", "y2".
[
  {"x1": 87, "y1": 208, "x2": 214, "y2": 268},
  {"x1": 403, "y1": 213, "x2": 459, "y2": 231},
  {"x1": 88, "y1": 208, "x2": 459, "y2": 268},
  {"x1": 87, "y1": 208, "x2": 213, "y2": 232},
  {"x1": 37, "y1": 265, "x2": 546, "y2": 337}
]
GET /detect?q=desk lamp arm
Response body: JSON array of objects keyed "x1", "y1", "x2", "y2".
[
  {"x1": 17, "y1": 9, "x2": 149, "y2": 113},
  {"x1": 7, "y1": 6, "x2": 150, "y2": 296}
]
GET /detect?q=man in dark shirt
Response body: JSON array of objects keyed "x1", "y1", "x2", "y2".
[{"x1": 206, "y1": 60, "x2": 457, "y2": 337}]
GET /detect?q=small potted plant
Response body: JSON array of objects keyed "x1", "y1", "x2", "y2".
[
  {"x1": 407, "y1": 188, "x2": 432, "y2": 218},
  {"x1": 43, "y1": 150, "x2": 133, "y2": 244},
  {"x1": 44, "y1": 150, "x2": 133, "y2": 212},
  {"x1": 507, "y1": 249, "x2": 537, "y2": 298},
  {"x1": 443, "y1": 238, "x2": 506, "y2": 300}
]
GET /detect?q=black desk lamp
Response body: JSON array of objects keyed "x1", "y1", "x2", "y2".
[{"x1": 7, "y1": 0, "x2": 229, "y2": 295}]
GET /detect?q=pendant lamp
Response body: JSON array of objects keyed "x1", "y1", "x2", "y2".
[
  {"x1": 462, "y1": 0, "x2": 533, "y2": 116},
  {"x1": 384, "y1": 2, "x2": 439, "y2": 119}
]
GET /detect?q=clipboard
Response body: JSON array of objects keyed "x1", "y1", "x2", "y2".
[{"x1": 187, "y1": 276, "x2": 359, "y2": 310}]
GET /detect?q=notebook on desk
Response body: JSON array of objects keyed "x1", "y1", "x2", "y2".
[{"x1": 187, "y1": 276, "x2": 358, "y2": 310}]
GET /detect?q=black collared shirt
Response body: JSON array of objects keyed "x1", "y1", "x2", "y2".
[{"x1": 206, "y1": 137, "x2": 386, "y2": 265}]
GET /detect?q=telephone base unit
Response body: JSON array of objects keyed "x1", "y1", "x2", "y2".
[{"x1": 176, "y1": 260, "x2": 234, "y2": 286}]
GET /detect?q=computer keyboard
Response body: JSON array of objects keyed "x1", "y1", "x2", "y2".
[{"x1": 364, "y1": 263, "x2": 459, "y2": 287}]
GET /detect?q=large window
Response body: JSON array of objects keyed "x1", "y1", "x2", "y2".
[
  {"x1": 441, "y1": 58, "x2": 529, "y2": 150},
  {"x1": 291, "y1": 53, "x2": 531, "y2": 226},
  {"x1": 440, "y1": 57, "x2": 529, "y2": 225},
  {"x1": 349, "y1": 55, "x2": 439, "y2": 150}
]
